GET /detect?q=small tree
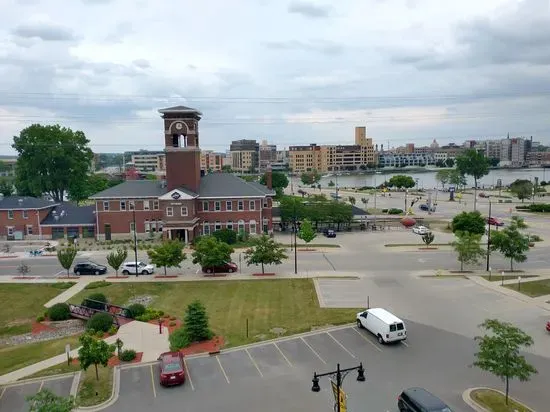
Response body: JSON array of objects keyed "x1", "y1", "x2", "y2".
[
  {"x1": 510, "y1": 215, "x2": 528, "y2": 229},
  {"x1": 300, "y1": 170, "x2": 321, "y2": 185},
  {"x1": 348, "y1": 196, "x2": 356, "y2": 205},
  {"x1": 147, "y1": 240, "x2": 186, "y2": 276},
  {"x1": 328, "y1": 180, "x2": 335, "y2": 187},
  {"x1": 435, "y1": 169, "x2": 451, "y2": 189},
  {"x1": 183, "y1": 300, "x2": 213, "y2": 342},
  {"x1": 17, "y1": 262, "x2": 30, "y2": 277},
  {"x1": 421, "y1": 232, "x2": 435, "y2": 247},
  {"x1": 387, "y1": 175, "x2": 415, "y2": 189},
  {"x1": 455, "y1": 148, "x2": 490, "y2": 210},
  {"x1": 57, "y1": 247, "x2": 78, "y2": 278},
  {"x1": 192, "y1": 236, "x2": 234, "y2": 269},
  {"x1": 451, "y1": 211, "x2": 486, "y2": 235},
  {"x1": 26, "y1": 388, "x2": 76, "y2": 412},
  {"x1": 361, "y1": 197, "x2": 368, "y2": 207},
  {"x1": 473, "y1": 319, "x2": 537, "y2": 405},
  {"x1": 451, "y1": 231, "x2": 485, "y2": 271},
  {"x1": 509, "y1": 179, "x2": 534, "y2": 203},
  {"x1": 490, "y1": 225, "x2": 530, "y2": 271},
  {"x1": 106, "y1": 248, "x2": 127, "y2": 278},
  {"x1": 78, "y1": 332, "x2": 115, "y2": 381},
  {"x1": 2, "y1": 243, "x2": 11, "y2": 254},
  {"x1": 244, "y1": 234, "x2": 288, "y2": 274},
  {"x1": 298, "y1": 219, "x2": 317, "y2": 246}
]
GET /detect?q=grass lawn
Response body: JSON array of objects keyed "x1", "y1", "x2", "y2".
[
  {"x1": 471, "y1": 389, "x2": 532, "y2": 412},
  {"x1": 0, "y1": 334, "x2": 81, "y2": 376},
  {"x1": 25, "y1": 361, "x2": 81, "y2": 379},
  {"x1": 0, "y1": 283, "x2": 74, "y2": 338},
  {"x1": 70, "y1": 279, "x2": 359, "y2": 347},
  {"x1": 504, "y1": 279, "x2": 550, "y2": 297},
  {"x1": 481, "y1": 275, "x2": 538, "y2": 282},
  {"x1": 77, "y1": 365, "x2": 113, "y2": 407}
]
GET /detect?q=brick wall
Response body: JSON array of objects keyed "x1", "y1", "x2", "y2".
[{"x1": 0, "y1": 208, "x2": 54, "y2": 239}]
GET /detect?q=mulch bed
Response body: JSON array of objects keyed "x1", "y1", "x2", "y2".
[
  {"x1": 449, "y1": 270, "x2": 474, "y2": 273},
  {"x1": 31, "y1": 321, "x2": 56, "y2": 335},
  {"x1": 180, "y1": 336, "x2": 224, "y2": 356},
  {"x1": 12, "y1": 276, "x2": 39, "y2": 279},
  {"x1": 203, "y1": 273, "x2": 228, "y2": 277},
  {"x1": 57, "y1": 276, "x2": 80, "y2": 280},
  {"x1": 148, "y1": 318, "x2": 181, "y2": 334},
  {"x1": 108, "y1": 352, "x2": 144, "y2": 367},
  {"x1": 106, "y1": 276, "x2": 129, "y2": 279},
  {"x1": 0, "y1": 255, "x2": 18, "y2": 259},
  {"x1": 253, "y1": 273, "x2": 276, "y2": 276},
  {"x1": 153, "y1": 275, "x2": 179, "y2": 279}
]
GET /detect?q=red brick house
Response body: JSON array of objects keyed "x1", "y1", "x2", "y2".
[{"x1": 90, "y1": 106, "x2": 275, "y2": 242}]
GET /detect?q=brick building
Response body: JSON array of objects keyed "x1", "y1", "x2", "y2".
[{"x1": 90, "y1": 106, "x2": 275, "y2": 242}]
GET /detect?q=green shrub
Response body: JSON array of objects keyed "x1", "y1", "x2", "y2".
[
  {"x1": 82, "y1": 293, "x2": 108, "y2": 310},
  {"x1": 212, "y1": 228, "x2": 237, "y2": 245},
  {"x1": 169, "y1": 327, "x2": 189, "y2": 351},
  {"x1": 84, "y1": 281, "x2": 112, "y2": 290},
  {"x1": 36, "y1": 315, "x2": 45, "y2": 322},
  {"x1": 108, "y1": 325, "x2": 118, "y2": 335},
  {"x1": 387, "y1": 208, "x2": 403, "y2": 215},
  {"x1": 528, "y1": 203, "x2": 550, "y2": 212},
  {"x1": 135, "y1": 307, "x2": 164, "y2": 322},
  {"x1": 86, "y1": 312, "x2": 114, "y2": 332},
  {"x1": 48, "y1": 303, "x2": 71, "y2": 321},
  {"x1": 128, "y1": 303, "x2": 146, "y2": 318},
  {"x1": 530, "y1": 234, "x2": 543, "y2": 242},
  {"x1": 95, "y1": 329, "x2": 106, "y2": 338},
  {"x1": 119, "y1": 349, "x2": 137, "y2": 362}
]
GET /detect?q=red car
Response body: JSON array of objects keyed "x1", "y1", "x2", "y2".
[
  {"x1": 158, "y1": 352, "x2": 185, "y2": 386},
  {"x1": 487, "y1": 217, "x2": 504, "y2": 226},
  {"x1": 546, "y1": 321, "x2": 550, "y2": 332},
  {"x1": 202, "y1": 262, "x2": 238, "y2": 274}
]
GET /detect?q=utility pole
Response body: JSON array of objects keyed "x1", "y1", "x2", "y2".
[
  {"x1": 311, "y1": 363, "x2": 366, "y2": 412},
  {"x1": 486, "y1": 201, "x2": 491, "y2": 272},
  {"x1": 132, "y1": 205, "x2": 139, "y2": 278},
  {"x1": 293, "y1": 200, "x2": 298, "y2": 274}
]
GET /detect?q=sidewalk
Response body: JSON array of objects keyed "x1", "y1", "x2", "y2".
[{"x1": 44, "y1": 278, "x2": 98, "y2": 308}]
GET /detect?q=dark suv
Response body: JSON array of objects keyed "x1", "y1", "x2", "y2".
[
  {"x1": 73, "y1": 262, "x2": 107, "y2": 276},
  {"x1": 398, "y1": 388, "x2": 452, "y2": 412}
]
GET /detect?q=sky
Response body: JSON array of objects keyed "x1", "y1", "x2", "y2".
[{"x1": 0, "y1": 0, "x2": 549, "y2": 154}]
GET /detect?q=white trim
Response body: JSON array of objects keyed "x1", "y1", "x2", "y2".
[
  {"x1": 0, "y1": 204, "x2": 59, "y2": 211},
  {"x1": 40, "y1": 224, "x2": 95, "y2": 227},
  {"x1": 90, "y1": 195, "x2": 161, "y2": 200},
  {"x1": 159, "y1": 189, "x2": 198, "y2": 201},
  {"x1": 199, "y1": 195, "x2": 269, "y2": 199}
]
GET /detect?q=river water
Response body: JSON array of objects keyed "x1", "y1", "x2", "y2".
[{"x1": 291, "y1": 168, "x2": 550, "y2": 190}]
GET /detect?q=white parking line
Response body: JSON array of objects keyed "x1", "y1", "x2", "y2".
[
  {"x1": 216, "y1": 356, "x2": 230, "y2": 384},
  {"x1": 0, "y1": 386, "x2": 6, "y2": 400},
  {"x1": 401, "y1": 341, "x2": 409, "y2": 347},
  {"x1": 183, "y1": 359, "x2": 195, "y2": 391},
  {"x1": 38, "y1": 380, "x2": 44, "y2": 391},
  {"x1": 351, "y1": 327, "x2": 383, "y2": 352},
  {"x1": 149, "y1": 365, "x2": 157, "y2": 398},
  {"x1": 273, "y1": 343, "x2": 293, "y2": 367},
  {"x1": 300, "y1": 337, "x2": 327, "y2": 364},
  {"x1": 245, "y1": 348, "x2": 264, "y2": 377},
  {"x1": 327, "y1": 332, "x2": 356, "y2": 358}
]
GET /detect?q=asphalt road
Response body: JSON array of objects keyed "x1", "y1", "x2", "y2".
[{"x1": 5, "y1": 322, "x2": 546, "y2": 412}]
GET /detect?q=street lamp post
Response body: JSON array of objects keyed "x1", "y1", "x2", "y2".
[
  {"x1": 311, "y1": 363, "x2": 366, "y2": 412},
  {"x1": 132, "y1": 206, "x2": 138, "y2": 278},
  {"x1": 293, "y1": 200, "x2": 298, "y2": 275},
  {"x1": 486, "y1": 201, "x2": 492, "y2": 272}
]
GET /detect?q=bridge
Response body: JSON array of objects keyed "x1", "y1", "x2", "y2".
[{"x1": 69, "y1": 299, "x2": 134, "y2": 327}]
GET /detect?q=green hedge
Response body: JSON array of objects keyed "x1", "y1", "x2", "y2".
[{"x1": 516, "y1": 204, "x2": 550, "y2": 212}]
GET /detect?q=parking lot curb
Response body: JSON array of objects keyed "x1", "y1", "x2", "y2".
[
  {"x1": 462, "y1": 387, "x2": 534, "y2": 412},
  {"x1": 0, "y1": 372, "x2": 78, "y2": 388},
  {"x1": 75, "y1": 367, "x2": 120, "y2": 412}
]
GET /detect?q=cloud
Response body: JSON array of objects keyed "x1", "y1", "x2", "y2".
[
  {"x1": 264, "y1": 39, "x2": 344, "y2": 55},
  {"x1": 12, "y1": 21, "x2": 76, "y2": 42},
  {"x1": 287, "y1": 1, "x2": 332, "y2": 18},
  {"x1": 132, "y1": 59, "x2": 151, "y2": 69}
]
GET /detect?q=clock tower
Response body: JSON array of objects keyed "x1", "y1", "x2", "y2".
[{"x1": 158, "y1": 105, "x2": 202, "y2": 192}]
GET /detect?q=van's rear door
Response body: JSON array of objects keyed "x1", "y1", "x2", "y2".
[{"x1": 388, "y1": 322, "x2": 406, "y2": 340}]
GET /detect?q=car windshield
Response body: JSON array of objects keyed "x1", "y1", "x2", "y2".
[{"x1": 163, "y1": 362, "x2": 181, "y2": 372}]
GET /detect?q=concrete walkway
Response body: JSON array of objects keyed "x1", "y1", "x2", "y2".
[{"x1": 44, "y1": 278, "x2": 98, "y2": 307}]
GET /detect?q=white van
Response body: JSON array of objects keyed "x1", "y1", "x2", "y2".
[{"x1": 356, "y1": 308, "x2": 407, "y2": 344}]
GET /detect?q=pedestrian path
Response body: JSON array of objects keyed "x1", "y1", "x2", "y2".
[{"x1": 44, "y1": 278, "x2": 97, "y2": 308}]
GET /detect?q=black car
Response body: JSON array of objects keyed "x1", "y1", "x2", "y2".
[
  {"x1": 323, "y1": 229, "x2": 336, "y2": 238},
  {"x1": 73, "y1": 262, "x2": 107, "y2": 276},
  {"x1": 398, "y1": 387, "x2": 452, "y2": 412},
  {"x1": 419, "y1": 204, "x2": 436, "y2": 212}
]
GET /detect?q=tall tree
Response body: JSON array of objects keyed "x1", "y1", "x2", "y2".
[
  {"x1": 12, "y1": 124, "x2": 93, "y2": 201},
  {"x1": 78, "y1": 332, "x2": 115, "y2": 381},
  {"x1": 147, "y1": 240, "x2": 186, "y2": 276},
  {"x1": 455, "y1": 149, "x2": 490, "y2": 210},
  {"x1": 387, "y1": 175, "x2": 415, "y2": 189},
  {"x1": 106, "y1": 248, "x2": 128, "y2": 278},
  {"x1": 192, "y1": 236, "x2": 234, "y2": 269},
  {"x1": 451, "y1": 211, "x2": 486, "y2": 235},
  {"x1": 435, "y1": 169, "x2": 451, "y2": 189},
  {"x1": 448, "y1": 169, "x2": 467, "y2": 189},
  {"x1": 183, "y1": 300, "x2": 213, "y2": 342},
  {"x1": 57, "y1": 247, "x2": 78, "y2": 278},
  {"x1": 490, "y1": 224, "x2": 530, "y2": 271},
  {"x1": 260, "y1": 171, "x2": 289, "y2": 197},
  {"x1": 348, "y1": 196, "x2": 356, "y2": 205},
  {"x1": 509, "y1": 179, "x2": 534, "y2": 203},
  {"x1": 244, "y1": 234, "x2": 288, "y2": 274},
  {"x1": 26, "y1": 388, "x2": 76, "y2": 412},
  {"x1": 300, "y1": 170, "x2": 321, "y2": 185},
  {"x1": 0, "y1": 179, "x2": 13, "y2": 196},
  {"x1": 451, "y1": 231, "x2": 485, "y2": 271},
  {"x1": 473, "y1": 319, "x2": 537, "y2": 405}
]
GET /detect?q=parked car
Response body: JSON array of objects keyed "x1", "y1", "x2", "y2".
[
  {"x1": 121, "y1": 261, "x2": 155, "y2": 275},
  {"x1": 356, "y1": 307, "x2": 407, "y2": 344},
  {"x1": 397, "y1": 387, "x2": 452, "y2": 412},
  {"x1": 412, "y1": 226, "x2": 431, "y2": 235},
  {"x1": 158, "y1": 352, "x2": 185, "y2": 386},
  {"x1": 323, "y1": 229, "x2": 337, "y2": 238},
  {"x1": 419, "y1": 204, "x2": 436, "y2": 212},
  {"x1": 73, "y1": 261, "x2": 107, "y2": 276},
  {"x1": 202, "y1": 262, "x2": 238, "y2": 274},
  {"x1": 546, "y1": 321, "x2": 550, "y2": 332},
  {"x1": 478, "y1": 192, "x2": 490, "y2": 198},
  {"x1": 487, "y1": 217, "x2": 504, "y2": 226}
]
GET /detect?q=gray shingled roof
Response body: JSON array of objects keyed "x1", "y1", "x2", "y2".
[
  {"x1": 199, "y1": 173, "x2": 275, "y2": 198},
  {"x1": 41, "y1": 204, "x2": 95, "y2": 226},
  {"x1": 0, "y1": 196, "x2": 57, "y2": 210},
  {"x1": 90, "y1": 180, "x2": 167, "y2": 199},
  {"x1": 158, "y1": 105, "x2": 203, "y2": 115}
]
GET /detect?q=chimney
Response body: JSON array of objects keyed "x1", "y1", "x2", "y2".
[{"x1": 265, "y1": 165, "x2": 273, "y2": 190}]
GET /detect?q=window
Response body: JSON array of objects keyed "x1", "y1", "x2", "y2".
[
  {"x1": 145, "y1": 220, "x2": 150, "y2": 232},
  {"x1": 157, "y1": 220, "x2": 164, "y2": 232},
  {"x1": 263, "y1": 218, "x2": 269, "y2": 234},
  {"x1": 203, "y1": 222, "x2": 210, "y2": 235},
  {"x1": 129, "y1": 200, "x2": 135, "y2": 210},
  {"x1": 166, "y1": 207, "x2": 173, "y2": 217},
  {"x1": 22, "y1": 210, "x2": 28, "y2": 219},
  {"x1": 238, "y1": 219, "x2": 245, "y2": 233},
  {"x1": 263, "y1": 198, "x2": 268, "y2": 208},
  {"x1": 238, "y1": 200, "x2": 244, "y2": 211},
  {"x1": 181, "y1": 207, "x2": 188, "y2": 217},
  {"x1": 8, "y1": 210, "x2": 14, "y2": 219},
  {"x1": 130, "y1": 222, "x2": 136, "y2": 232},
  {"x1": 103, "y1": 201, "x2": 110, "y2": 211},
  {"x1": 7, "y1": 227, "x2": 14, "y2": 236},
  {"x1": 227, "y1": 220, "x2": 233, "y2": 230},
  {"x1": 26, "y1": 225, "x2": 33, "y2": 235},
  {"x1": 226, "y1": 201, "x2": 232, "y2": 211},
  {"x1": 215, "y1": 221, "x2": 221, "y2": 231},
  {"x1": 215, "y1": 201, "x2": 221, "y2": 211},
  {"x1": 143, "y1": 200, "x2": 150, "y2": 210},
  {"x1": 120, "y1": 200, "x2": 126, "y2": 211},
  {"x1": 203, "y1": 201, "x2": 209, "y2": 211},
  {"x1": 249, "y1": 220, "x2": 257, "y2": 234},
  {"x1": 249, "y1": 200, "x2": 255, "y2": 211},
  {"x1": 153, "y1": 200, "x2": 159, "y2": 210}
]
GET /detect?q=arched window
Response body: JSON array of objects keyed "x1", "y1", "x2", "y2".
[
  {"x1": 249, "y1": 220, "x2": 257, "y2": 234},
  {"x1": 238, "y1": 219, "x2": 245, "y2": 233},
  {"x1": 227, "y1": 220, "x2": 234, "y2": 231}
]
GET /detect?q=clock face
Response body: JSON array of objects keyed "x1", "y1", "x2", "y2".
[{"x1": 175, "y1": 122, "x2": 183, "y2": 130}]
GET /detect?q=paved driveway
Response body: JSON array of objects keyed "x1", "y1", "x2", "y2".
[{"x1": 103, "y1": 323, "x2": 550, "y2": 412}]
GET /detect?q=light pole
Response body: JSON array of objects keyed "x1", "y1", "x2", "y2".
[
  {"x1": 311, "y1": 363, "x2": 366, "y2": 412},
  {"x1": 486, "y1": 201, "x2": 492, "y2": 272},
  {"x1": 132, "y1": 206, "x2": 138, "y2": 278},
  {"x1": 293, "y1": 200, "x2": 298, "y2": 275}
]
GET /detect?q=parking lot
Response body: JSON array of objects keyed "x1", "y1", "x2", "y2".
[{"x1": 0, "y1": 374, "x2": 76, "y2": 412}]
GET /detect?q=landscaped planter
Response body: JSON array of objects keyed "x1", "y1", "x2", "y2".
[
  {"x1": 180, "y1": 336, "x2": 224, "y2": 356},
  {"x1": 204, "y1": 273, "x2": 228, "y2": 277},
  {"x1": 57, "y1": 275, "x2": 80, "y2": 279},
  {"x1": 12, "y1": 276, "x2": 39, "y2": 279},
  {"x1": 418, "y1": 247, "x2": 438, "y2": 250},
  {"x1": 0, "y1": 255, "x2": 18, "y2": 259},
  {"x1": 106, "y1": 276, "x2": 129, "y2": 279},
  {"x1": 253, "y1": 273, "x2": 276, "y2": 276},
  {"x1": 108, "y1": 352, "x2": 143, "y2": 367},
  {"x1": 153, "y1": 275, "x2": 179, "y2": 279}
]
